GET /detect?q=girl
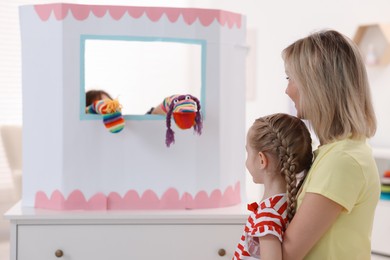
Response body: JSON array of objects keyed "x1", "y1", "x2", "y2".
[
  {"x1": 233, "y1": 113, "x2": 313, "y2": 260},
  {"x1": 282, "y1": 30, "x2": 380, "y2": 259}
]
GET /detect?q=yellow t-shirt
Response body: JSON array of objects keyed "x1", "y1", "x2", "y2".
[{"x1": 297, "y1": 138, "x2": 380, "y2": 260}]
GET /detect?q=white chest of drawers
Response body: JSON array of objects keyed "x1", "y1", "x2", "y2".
[
  {"x1": 371, "y1": 200, "x2": 390, "y2": 256},
  {"x1": 371, "y1": 148, "x2": 390, "y2": 256},
  {"x1": 5, "y1": 202, "x2": 248, "y2": 260}
]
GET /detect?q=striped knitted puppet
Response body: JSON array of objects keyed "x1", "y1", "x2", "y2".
[
  {"x1": 158, "y1": 94, "x2": 202, "y2": 147},
  {"x1": 85, "y1": 98, "x2": 125, "y2": 133}
]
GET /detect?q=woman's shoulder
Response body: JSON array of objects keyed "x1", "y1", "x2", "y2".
[
  {"x1": 316, "y1": 138, "x2": 371, "y2": 161},
  {"x1": 310, "y1": 138, "x2": 376, "y2": 179},
  {"x1": 311, "y1": 138, "x2": 377, "y2": 182}
]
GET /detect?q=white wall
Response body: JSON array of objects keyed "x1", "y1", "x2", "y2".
[
  {"x1": 2, "y1": 0, "x2": 390, "y2": 204},
  {"x1": 188, "y1": 0, "x2": 390, "y2": 201}
]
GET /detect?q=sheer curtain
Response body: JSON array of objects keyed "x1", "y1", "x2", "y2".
[{"x1": 0, "y1": 1, "x2": 24, "y2": 189}]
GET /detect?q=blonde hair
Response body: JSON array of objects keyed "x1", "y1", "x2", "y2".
[
  {"x1": 282, "y1": 30, "x2": 376, "y2": 144},
  {"x1": 248, "y1": 113, "x2": 313, "y2": 221}
]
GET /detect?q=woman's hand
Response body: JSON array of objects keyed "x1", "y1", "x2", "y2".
[{"x1": 260, "y1": 234, "x2": 282, "y2": 260}]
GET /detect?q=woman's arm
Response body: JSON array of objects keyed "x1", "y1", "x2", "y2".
[
  {"x1": 260, "y1": 235, "x2": 282, "y2": 260},
  {"x1": 282, "y1": 193, "x2": 343, "y2": 260}
]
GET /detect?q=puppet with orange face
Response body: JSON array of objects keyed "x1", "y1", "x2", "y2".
[{"x1": 154, "y1": 94, "x2": 203, "y2": 147}]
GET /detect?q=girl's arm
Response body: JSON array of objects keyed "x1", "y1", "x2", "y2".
[
  {"x1": 282, "y1": 193, "x2": 343, "y2": 260},
  {"x1": 260, "y1": 235, "x2": 282, "y2": 260}
]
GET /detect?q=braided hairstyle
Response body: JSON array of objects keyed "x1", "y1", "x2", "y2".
[{"x1": 248, "y1": 113, "x2": 313, "y2": 221}]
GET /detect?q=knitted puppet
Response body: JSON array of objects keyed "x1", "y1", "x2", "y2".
[
  {"x1": 86, "y1": 98, "x2": 125, "y2": 133},
  {"x1": 157, "y1": 94, "x2": 202, "y2": 147}
]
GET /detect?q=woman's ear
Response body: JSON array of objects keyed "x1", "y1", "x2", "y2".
[{"x1": 258, "y1": 152, "x2": 268, "y2": 169}]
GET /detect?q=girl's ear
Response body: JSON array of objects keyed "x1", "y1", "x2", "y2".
[{"x1": 258, "y1": 151, "x2": 268, "y2": 169}]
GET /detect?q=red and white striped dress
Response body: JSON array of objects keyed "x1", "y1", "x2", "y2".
[{"x1": 233, "y1": 194, "x2": 288, "y2": 260}]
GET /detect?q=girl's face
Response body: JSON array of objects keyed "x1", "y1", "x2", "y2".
[
  {"x1": 245, "y1": 132, "x2": 263, "y2": 184},
  {"x1": 285, "y1": 70, "x2": 303, "y2": 118}
]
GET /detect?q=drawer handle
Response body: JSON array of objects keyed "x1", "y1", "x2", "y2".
[
  {"x1": 55, "y1": 249, "x2": 64, "y2": 258},
  {"x1": 218, "y1": 248, "x2": 226, "y2": 257}
]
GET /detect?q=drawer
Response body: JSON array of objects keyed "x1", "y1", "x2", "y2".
[{"x1": 17, "y1": 224, "x2": 244, "y2": 260}]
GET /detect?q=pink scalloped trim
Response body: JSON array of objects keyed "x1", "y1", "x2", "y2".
[
  {"x1": 34, "y1": 182, "x2": 241, "y2": 210},
  {"x1": 35, "y1": 190, "x2": 107, "y2": 210},
  {"x1": 33, "y1": 4, "x2": 242, "y2": 29}
]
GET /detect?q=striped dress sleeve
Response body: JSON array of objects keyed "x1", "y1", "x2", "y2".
[{"x1": 232, "y1": 194, "x2": 288, "y2": 260}]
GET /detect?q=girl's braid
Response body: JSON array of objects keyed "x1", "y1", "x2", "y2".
[
  {"x1": 269, "y1": 122, "x2": 299, "y2": 221},
  {"x1": 250, "y1": 114, "x2": 313, "y2": 222}
]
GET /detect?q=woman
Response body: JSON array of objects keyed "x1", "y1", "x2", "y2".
[{"x1": 282, "y1": 30, "x2": 380, "y2": 259}]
